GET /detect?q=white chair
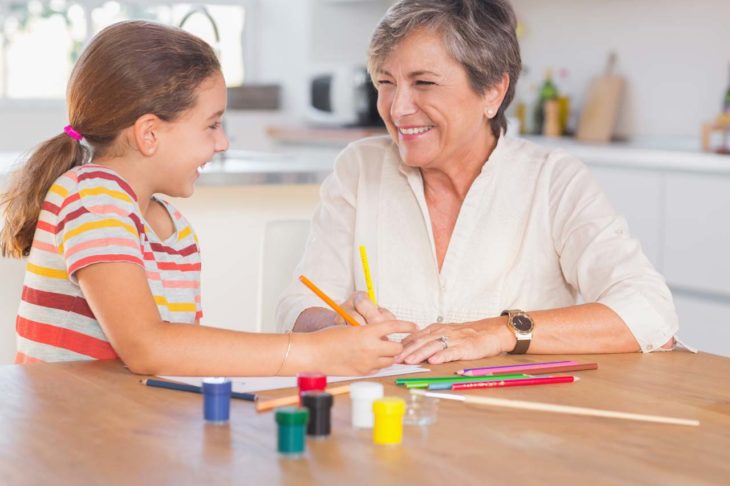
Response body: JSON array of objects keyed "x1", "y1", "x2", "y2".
[
  {"x1": 0, "y1": 256, "x2": 25, "y2": 364},
  {"x1": 257, "y1": 219, "x2": 311, "y2": 333}
]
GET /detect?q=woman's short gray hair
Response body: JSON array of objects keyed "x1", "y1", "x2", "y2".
[{"x1": 368, "y1": 0, "x2": 521, "y2": 138}]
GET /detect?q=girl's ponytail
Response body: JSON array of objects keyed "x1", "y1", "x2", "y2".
[{"x1": 0, "y1": 134, "x2": 87, "y2": 258}]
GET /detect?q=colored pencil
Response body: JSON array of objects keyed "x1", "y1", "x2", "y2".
[
  {"x1": 299, "y1": 275, "x2": 360, "y2": 327},
  {"x1": 396, "y1": 374, "x2": 529, "y2": 388},
  {"x1": 424, "y1": 375, "x2": 558, "y2": 390},
  {"x1": 457, "y1": 360, "x2": 576, "y2": 376},
  {"x1": 440, "y1": 375, "x2": 577, "y2": 391},
  {"x1": 410, "y1": 389, "x2": 700, "y2": 427},
  {"x1": 359, "y1": 245, "x2": 377, "y2": 305},
  {"x1": 141, "y1": 378, "x2": 257, "y2": 401},
  {"x1": 491, "y1": 362, "x2": 598, "y2": 376},
  {"x1": 256, "y1": 385, "x2": 351, "y2": 413}
]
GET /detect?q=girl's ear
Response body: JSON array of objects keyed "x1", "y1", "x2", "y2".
[
  {"x1": 483, "y1": 72, "x2": 510, "y2": 119},
  {"x1": 132, "y1": 114, "x2": 162, "y2": 156}
]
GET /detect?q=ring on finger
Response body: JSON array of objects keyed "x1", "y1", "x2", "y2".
[{"x1": 437, "y1": 335, "x2": 448, "y2": 350}]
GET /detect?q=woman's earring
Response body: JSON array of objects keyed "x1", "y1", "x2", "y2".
[{"x1": 486, "y1": 109, "x2": 495, "y2": 118}]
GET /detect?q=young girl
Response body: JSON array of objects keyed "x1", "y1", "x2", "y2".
[{"x1": 0, "y1": 21, "x2": 415, "y2": 376}]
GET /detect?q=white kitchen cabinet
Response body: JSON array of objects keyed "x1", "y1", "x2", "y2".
[
  {"x1": 0, "y1": 256, "x2": 25, "y2": 365},
  {"x1": 673, "y1": 292, "x2": 730, "y2": 357},
  {"x1": 663, "y1": 172, "x2": 730, "y2": 297},
  {"x1": 588, "y1": 166, "x2": 664, "y2": 270}
]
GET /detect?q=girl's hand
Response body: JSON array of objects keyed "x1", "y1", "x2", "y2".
[
  {"x1": 336, "y1": 291, "x2": 396, "y2": 325},
  {"x1": 396, "y1": 319, "x2": 512, "y2": 365},
  {"x1": 314, "y1": 319, "x2": 418, "y2": 375}
]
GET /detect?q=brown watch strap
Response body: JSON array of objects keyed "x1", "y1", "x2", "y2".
[
  {"x1": 501, "y1": 309, "x2": 532, "y2": 354},
  {"x1": 511, "y1": 337, "x2": 530, "y2": 354}
]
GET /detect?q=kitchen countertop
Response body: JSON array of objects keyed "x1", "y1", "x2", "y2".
[{"x1": 2, "y1": 134, "x2": 729, "y2": 188}]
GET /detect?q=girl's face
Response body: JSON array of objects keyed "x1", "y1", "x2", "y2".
[{"x1": 154, "y1": 72, "x2": 229, "y2": 197}]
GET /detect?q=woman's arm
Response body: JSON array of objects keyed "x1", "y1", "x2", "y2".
[
  {"x1": 397, "y1": 303, "x2": 643, "y2": 364},
  {"x1": 78, "y1": 262, "x2": 416, "y2": 376}
]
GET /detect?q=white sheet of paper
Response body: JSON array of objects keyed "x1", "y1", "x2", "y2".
[{"x1": 160, "y1": 364, "x2": 429, "y2": 394}]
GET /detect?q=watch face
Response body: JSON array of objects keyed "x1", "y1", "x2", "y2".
[{"x1": 513, "y1": 314, "x2": 533, "y2": 333}]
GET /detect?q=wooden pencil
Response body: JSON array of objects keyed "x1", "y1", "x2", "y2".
[
  {"x1": 256, "y1": 384, "x2": 351, "y2": 413},
  {"x1": 410, "y1": 389, "x2": 700, "y2": 427},
  {"x1": 491, "y1": 362, "x2": 598, "y2": 376},
  {"x1": 299, "y1": 275, "x2": 360, "y2": 327}
]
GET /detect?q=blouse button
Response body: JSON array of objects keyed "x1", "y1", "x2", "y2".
[{"x1": 436, "y1": 316, "x2": 444, "y2": 323}]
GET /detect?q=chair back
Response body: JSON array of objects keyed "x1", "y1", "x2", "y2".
[{"x1": 257, "y1": 219, "x2": 310, "y2": 332}]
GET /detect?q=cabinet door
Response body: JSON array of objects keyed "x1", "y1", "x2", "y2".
[
  {"x1": 663, "y1": 173, "x2": 730, "y2": 296},
  {"x1": 0, "y1": 257, "x2": 24, "y2": 365},
  {"x1": 673, "y1": 293, "x2": 730, "y2": 357},
  {"x1": 588, "y1": 166, "x2": 663, "y2": 270}
]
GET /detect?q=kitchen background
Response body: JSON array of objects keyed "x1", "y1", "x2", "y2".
[{"x1": 1, "y1": 0, "x2": 729, "y2": 364}]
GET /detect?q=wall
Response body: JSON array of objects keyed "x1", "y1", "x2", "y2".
[
  {"x1": 511, "y1": 0, "x2": 730, "y2": 140},
  {"x1": 1, "y1": 0, "x2": 727, "y2": 151}
]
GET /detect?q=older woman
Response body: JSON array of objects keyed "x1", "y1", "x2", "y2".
[{"x1": 276, "y1": 0, "x2": 678, "y2": 364}]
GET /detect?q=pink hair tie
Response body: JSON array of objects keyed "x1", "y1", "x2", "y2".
[{"x1": 63, "y1": 125, "x2": 83, "y2": 141}]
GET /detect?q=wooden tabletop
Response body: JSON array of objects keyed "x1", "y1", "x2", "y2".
[{"x1": 1, "y1": 351, "x2": 728, "y2": 484}]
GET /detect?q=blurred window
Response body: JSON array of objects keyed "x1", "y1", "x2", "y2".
[{"x1": 0, "y1": 0, "x2": 246, "y2": 100}]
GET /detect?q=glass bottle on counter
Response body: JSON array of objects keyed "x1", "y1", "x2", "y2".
[
  {"x1": 724, "y1": 63, "x2": 730, "y2": 113},
  {"x1": 533, "y1": 68, "x2": 559, "y2": 135}
]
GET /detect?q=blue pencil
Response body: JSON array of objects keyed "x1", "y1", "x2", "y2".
[{"x1": 141, "y1": 378, "x2": 257, "y2": 401}]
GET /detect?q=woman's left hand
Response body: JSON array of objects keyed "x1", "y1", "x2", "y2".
[{"x1": 396, "y1": 319, "x2": 509, "y2": 364}]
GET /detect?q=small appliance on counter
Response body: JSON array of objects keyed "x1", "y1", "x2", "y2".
[{"x1": 308, "y1": 65, "x2": 384, "y2": 127}]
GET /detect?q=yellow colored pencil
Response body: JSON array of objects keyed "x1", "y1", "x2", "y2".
[
  {"x1": 299, "y1": 275, "x2": 360, "y2": 327},
  {"x1": 359, "y1": 245, "x2": 377, "y2": 305}
]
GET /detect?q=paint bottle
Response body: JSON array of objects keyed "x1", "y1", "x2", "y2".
[
  {"x1": 372, "y1": 397, "x2": 406, "y2": 445},
  {"x1": 301, "y1": 391, "x2": 333, "y2": 437},
  {"x1": 297, "y1": 372, "x2": 327, "y2": 404},
  {"x1": 202, "y1": 377, "x2": 232, "y2": 424},
  {"x1": 349, "y1": 381, "x2": 384, "y2": 428},
  {"x1": 275, "y1": 407, "x2": 310, "y2": 457}
]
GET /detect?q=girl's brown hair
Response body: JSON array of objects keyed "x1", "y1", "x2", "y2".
[{"x1": 0, "y1": 20, "x2": 220, "y2": 258}]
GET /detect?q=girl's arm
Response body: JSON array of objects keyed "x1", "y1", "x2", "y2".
[{"x1": 77, "y1": 262, "x2": 416, "y2": 376}]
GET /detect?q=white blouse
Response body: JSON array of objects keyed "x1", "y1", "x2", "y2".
[{"x1": 275, "y1": 134, "x2": 678, "y2": 352}]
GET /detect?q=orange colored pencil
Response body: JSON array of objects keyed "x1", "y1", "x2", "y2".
[
  {"x1": 256, "y1": 385, "x2": 351, "y2": 413},
  {"x1": 298, "y1": 275, "x2": 360, "y2": 327}
]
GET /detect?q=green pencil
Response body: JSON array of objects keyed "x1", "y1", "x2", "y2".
[{"x1": 397, "y1": 374, "x2": 529, "y2": 389}]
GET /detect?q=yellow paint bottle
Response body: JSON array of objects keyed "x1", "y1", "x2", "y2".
[{"x1": 372, "y1": 397, "x2": 406, "y2": 445}]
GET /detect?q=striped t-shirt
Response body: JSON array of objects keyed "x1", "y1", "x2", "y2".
[{"x1": 16, "y1": 164, "x2": 202, "y2": 363}]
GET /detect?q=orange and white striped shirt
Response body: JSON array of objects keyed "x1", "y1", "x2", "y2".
[{"x1": 16, "y1": 164, "x2": 202, "y2": 363}]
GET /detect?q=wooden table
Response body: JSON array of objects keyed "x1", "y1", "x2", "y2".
[{"x1": 1, "y1": 352, "x2": 728, "y2": 484}]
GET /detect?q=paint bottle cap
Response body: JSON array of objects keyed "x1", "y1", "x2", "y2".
[
  {"x1": 275, "y1": 406, "x2": 310, "y2": 426},
  {"x1": 297, "y1": 372, "x2": 327, "y2": 392},
  {"x1": 349, "y1": 381, "x2": 384, "y2": 400},
  {"x1": 301, "y1": 391, "x2": 333, "y2": 437},
  {"x1": 373, "y1": 396, "x2": 406, "y2": 415}
]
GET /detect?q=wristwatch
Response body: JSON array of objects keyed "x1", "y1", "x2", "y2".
[{"x1": 501, "y1": 309, "x2": 534, "y2": 354}]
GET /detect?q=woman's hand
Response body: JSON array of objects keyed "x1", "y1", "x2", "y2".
[
  {"x1": 396, "y1": 318, "x2": 513, "y2": 365},
  {"x1": 337, "y1": 291, "x2": 396, "y2": 325},
  {"x1": 312, "y1": 319, "x2": 418, "y2": 375}
]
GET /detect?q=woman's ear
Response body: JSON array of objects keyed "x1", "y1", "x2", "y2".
[
  {"x1": 132, "y1": 114, "x2": 162, "y2": 156},
  {"x1": 484, "y1": 73, "x2": 510, "y2": 119}
]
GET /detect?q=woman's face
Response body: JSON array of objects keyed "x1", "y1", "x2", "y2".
[{"x1": 375, "y1": 29, "x2": 498, "y2": 171}]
